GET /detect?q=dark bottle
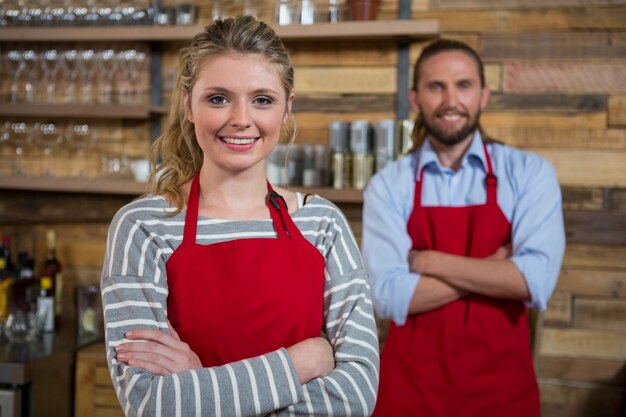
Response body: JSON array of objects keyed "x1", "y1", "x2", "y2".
[{"x1": 42, "y1": 230, "x2": 63, "y2": 326}]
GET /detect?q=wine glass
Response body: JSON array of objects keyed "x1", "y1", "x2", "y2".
[
  {"x1": 77, "y1": 47, "x2": 96, "y2": 104},
  {"x1": 95, "y1": 47, "x2": 118, "y2": 104}
]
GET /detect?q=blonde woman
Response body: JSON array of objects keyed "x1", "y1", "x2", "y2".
[{"x1": 102, "y1": 15, "x2": 379, "y2": 416}]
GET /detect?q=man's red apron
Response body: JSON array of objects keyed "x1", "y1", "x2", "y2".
[
  {"x1": 166, "y1": 173, "x2": 324, "y2": 366},
  {"x1": 373, "y1": 143, "x2": 540, "y2": 417}
]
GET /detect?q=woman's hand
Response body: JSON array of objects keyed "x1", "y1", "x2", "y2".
[
  {"x1": 114, "y1": 321, "x2": 202, "y2": 375},
  {"x1": 286, "y1": 337, "x2": 335, "y2": 385}
]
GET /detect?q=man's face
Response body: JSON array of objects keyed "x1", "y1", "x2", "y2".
[{"x1": 410, "y1": 50, "x2": 490, "y2": 147}]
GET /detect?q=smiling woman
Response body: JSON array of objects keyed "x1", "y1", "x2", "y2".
[{"x1": 100, "y1": 15, "x2": 379, "y2": 417}]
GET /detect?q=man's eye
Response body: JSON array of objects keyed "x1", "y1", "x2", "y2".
[
  {"x1": 208, "y1": 95, "x2": 227, "y2": 105},
  {"x1": 429, "y1": 84, "x2": 442, "y2": 92}
]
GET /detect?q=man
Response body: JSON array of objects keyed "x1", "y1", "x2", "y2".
[{"x1": 362, "y1": 39, "x2": 565, "y2": 416}]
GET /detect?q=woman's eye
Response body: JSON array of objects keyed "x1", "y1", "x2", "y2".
[
  {"x1": 254, "y1": 96, "x2": 273, "y2": 105},
  {"x1": 208, "y1": 95, "x2": 227, "y2": 105}
]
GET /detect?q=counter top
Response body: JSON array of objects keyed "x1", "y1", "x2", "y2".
[{"x1": 0, "y1": 322, "x2": 101, "y2": 385}]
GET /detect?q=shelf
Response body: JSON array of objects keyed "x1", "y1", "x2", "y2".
[
  {"x1": 0, "y1": 20, "x2": 439, "y2": 42},
  {"x1": 0, "y1": 103, "x2": 153, "y2": 119},
  {"x1": 0, "y1": 176, "x2": 148, "y2": 195},
  {"x1": 0, "y1": 177, "x2": 364, "y2": 202}
]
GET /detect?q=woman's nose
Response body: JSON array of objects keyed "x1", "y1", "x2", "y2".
[{"x1": 229, "y1": 101, "x2": 252, "y2": 128}]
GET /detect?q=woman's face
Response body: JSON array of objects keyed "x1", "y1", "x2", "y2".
[{"x1": 186, "y1": 52, "x2": 293, "y2": 175}]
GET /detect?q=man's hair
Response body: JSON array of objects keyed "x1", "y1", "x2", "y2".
[
  {"x1": 408, "y1": 38, "x2": 496, "y2": 152},
  {"x1": 412, "y1": 39, "x2": 485, "y2": 91}
]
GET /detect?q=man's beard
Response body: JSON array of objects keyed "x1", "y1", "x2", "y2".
[{"x1": 422, "y1": 108, "x2": 481, "y2": 147}]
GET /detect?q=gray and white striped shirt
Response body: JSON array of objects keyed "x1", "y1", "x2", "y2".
[{"x1": 102, "y1": 193, "x2": 379, "y2": 416}]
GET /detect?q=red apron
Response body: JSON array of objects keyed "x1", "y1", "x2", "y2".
[
  {"x1": 373, "y1": 143, "x2": 539, "y2": 417},
  {"x1": 166, "y1": 173, "x2": 324, "y2": 366}
]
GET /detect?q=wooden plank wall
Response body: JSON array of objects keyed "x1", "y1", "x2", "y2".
[{"x1": 1, "y1": 1, "x2": 625, "y2": 416}]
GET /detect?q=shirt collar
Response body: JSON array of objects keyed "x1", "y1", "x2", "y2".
[{"x1": 414, "y1": 131, "x2": 487, "y2": 180}]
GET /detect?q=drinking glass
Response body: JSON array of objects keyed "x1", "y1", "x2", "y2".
[
  {"x1": 40, "y1": 48, "x2": 60, "y2": 103},
  {"x1": 66, "y1": 123, "x2": 97, "y2": 178},
  {"x1": 77, "y1": 47, "x2": 96, "y2": 104},
  {"x1": 22, "y1": 47, "x2": 39, "y2": 103},
  {"x1": 95, "y1": 47, "x2": 118, "y2": 104},
  {"x1": 61, "y1": 47, "x2": 79, "y2": 103}
]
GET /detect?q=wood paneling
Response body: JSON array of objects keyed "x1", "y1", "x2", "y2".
[
  {"x1": 430, "y1": 0, "x2": 624, "y2": 9},
  {"x1": 412, "y1": 7, "x2": 626, "y2": 32},
  {"x1": 541, "y1": 328, "x2": 626, "y2": 360},
  {"x1": 544, "y1": 291, "x2": 573, "y2": 326},
  {"x1": 485, "y1": 93, "x2": 607, "y2": 113},
  {"x1": 539, "y1": 382, "x2": 625, "y2": 417},
  {"x1": 561, "y1": 187, "x2": 605, "y2": 211},
  {"x1": 564, "y1": 210, "x2": 626, "y2": 245},
  {"x1": 608, "y1": 95, "x2": 626, "y2": 127},
  {"x1": 481, "y1": 32, "x2": 626, "y2": 60},
  {"x1": 292, "y1": 94, "x2": 396, "y2": 113},
  {"x1": 540, "y1": 356, "x2": 626, "y2": 385},
  {"x1": 288, "y1": 40, "x2": 397, "y2": 66},
  {"x1": 557, "y1": 269, "x2": 626, "y2": 298},
  {"x1": 503, "y1": 63, "x2": 626, "y2": 94},
  {"x1": 487, "y1": 127, "x2": 626, "y2": 151},
  {"x1": 527, "y1": 149, "x2": 626, "y2": 187},
  {"x1": 574, "y1": 298, "x2": 626, "y2": 333},
  {"x1": 294, "y1": 67, "x2": 397, "y2": 94},
  {"x1": 563, "y1": 244, "x2": 626, "y2": 270}
]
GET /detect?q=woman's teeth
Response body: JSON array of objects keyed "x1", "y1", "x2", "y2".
[{"x1": 222, "y1": 137, "x2": 256, "y2": 145}]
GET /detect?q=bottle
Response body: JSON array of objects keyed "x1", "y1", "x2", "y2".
[
  {"x1": 5, "y1": 252, "x2": 38, "y2": 342},
  {"x1": 42, "y1": 230, "x2": 63, "y2": 327},
  {"x1": 37, "y1": 277, "x2": 55, "y2": 332},
  {"x1": 0, "y1": 235, "x2": 14, "y2": 322}
]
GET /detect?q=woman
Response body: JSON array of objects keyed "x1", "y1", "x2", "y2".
[{"x1": 101, "y1": 16, "x2": 379, "y2": 416}]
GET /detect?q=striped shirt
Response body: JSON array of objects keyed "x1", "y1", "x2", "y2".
[{"x1": 101, "y1": 193, "x2": 380, "y2": 416}]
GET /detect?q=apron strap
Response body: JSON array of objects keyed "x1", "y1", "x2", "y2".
[
  {"x1": 415, "y1": 141, "x2": 498, "y2": 206},
  {"x1": 482, "y1": 142, "x2": 498, "y2": 205},
  {"x1": 183, "y1": 172, "x2": 201, "y2": 245},
  {"x1": 266, "y1": 181, "x2": 301, "y2": 240}
]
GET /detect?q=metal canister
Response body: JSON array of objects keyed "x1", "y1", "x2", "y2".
[
  {"x1": 396, "y1": 119, "x2": 415, "y2": 156},
  {"x1": 375, "y1": 119, "x2": 396, "y2": 172},
  {"x1": 350, "y1": 120, "x2": 373, "y2": 190},
  {"x1": 329, "y1": 121, "x2": 351, "y2": 189}
]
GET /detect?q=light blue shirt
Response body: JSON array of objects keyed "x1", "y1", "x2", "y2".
[{"x1": 362, "y1": 132, "x2": 566, "y2": 325}]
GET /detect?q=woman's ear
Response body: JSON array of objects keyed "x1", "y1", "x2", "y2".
[
  {"x1": 283, "y1": 93, "x2": 295, "y2": 124},
  {"x1": 184, "y1": 91, "x2": 194, "y2": 123}
]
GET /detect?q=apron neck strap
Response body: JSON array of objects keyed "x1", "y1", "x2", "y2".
[
  {"x1": 183, "y1": 172, "x2": 201, "y2": 245},
  {"x1": 415, "y1": 141, "x2": 498, "y2": 205},
  {"x1": 266, "y1": 181, "x2": 300, "y2": 240}
]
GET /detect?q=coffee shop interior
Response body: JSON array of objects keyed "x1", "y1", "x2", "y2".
[{"x1": 0, "y1": 0, "x2": 625, "y2": 416}]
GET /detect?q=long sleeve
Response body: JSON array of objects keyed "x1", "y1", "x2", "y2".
[
  {"x1": 281, "y1": 201, "x2": 380, "y2": 415},
  {"x1": 362, "y1": 156, "x2": 420, "y2": 325},
  {"x1": 504, "y1": 149, "x2": 566, "y2": 311}
]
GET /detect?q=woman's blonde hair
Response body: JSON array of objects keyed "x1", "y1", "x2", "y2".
[{"x1": 149, "y1": 15, "x2": 295, "y2": 214}]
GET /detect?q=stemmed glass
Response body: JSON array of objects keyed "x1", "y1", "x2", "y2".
[
  {"x1": 61, "y1": 47, "x2": 79, "y2": 103},
  {"x1": 40, "y1": 48, "x2": 60, "y2": 103},
  {"x1": 95, "y1": 47, "x2": 117, "y2": 104},
  {"x1": 7, "y1": 122, "x2": 33, "y2": 176},
  {"x1": 66, "y1": 123, "x2": 97, "y2": 178},
  {"x1": 22, "y1": 47, "x2": 40, "y2": 103},
  {"x1": 7, "y1": 47, "x2": 26, "y2": 102},
  {"x1": 115, "y1": 48, "x2": 134, "y2": 104},
  {"x1": 128, "y1": 48, "x2": 147, "y2": 104},
  {"x1": 77, "y1": 47, "x2": 96, "y2": 104}
]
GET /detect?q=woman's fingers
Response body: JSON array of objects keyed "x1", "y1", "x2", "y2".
[{"x1": 116, "y1": 328, "x2": 203, "y2": 373}]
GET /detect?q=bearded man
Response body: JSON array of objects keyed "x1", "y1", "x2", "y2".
[{"x1": 362, "y1": 39, "x2": 565, "y2": 417}]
